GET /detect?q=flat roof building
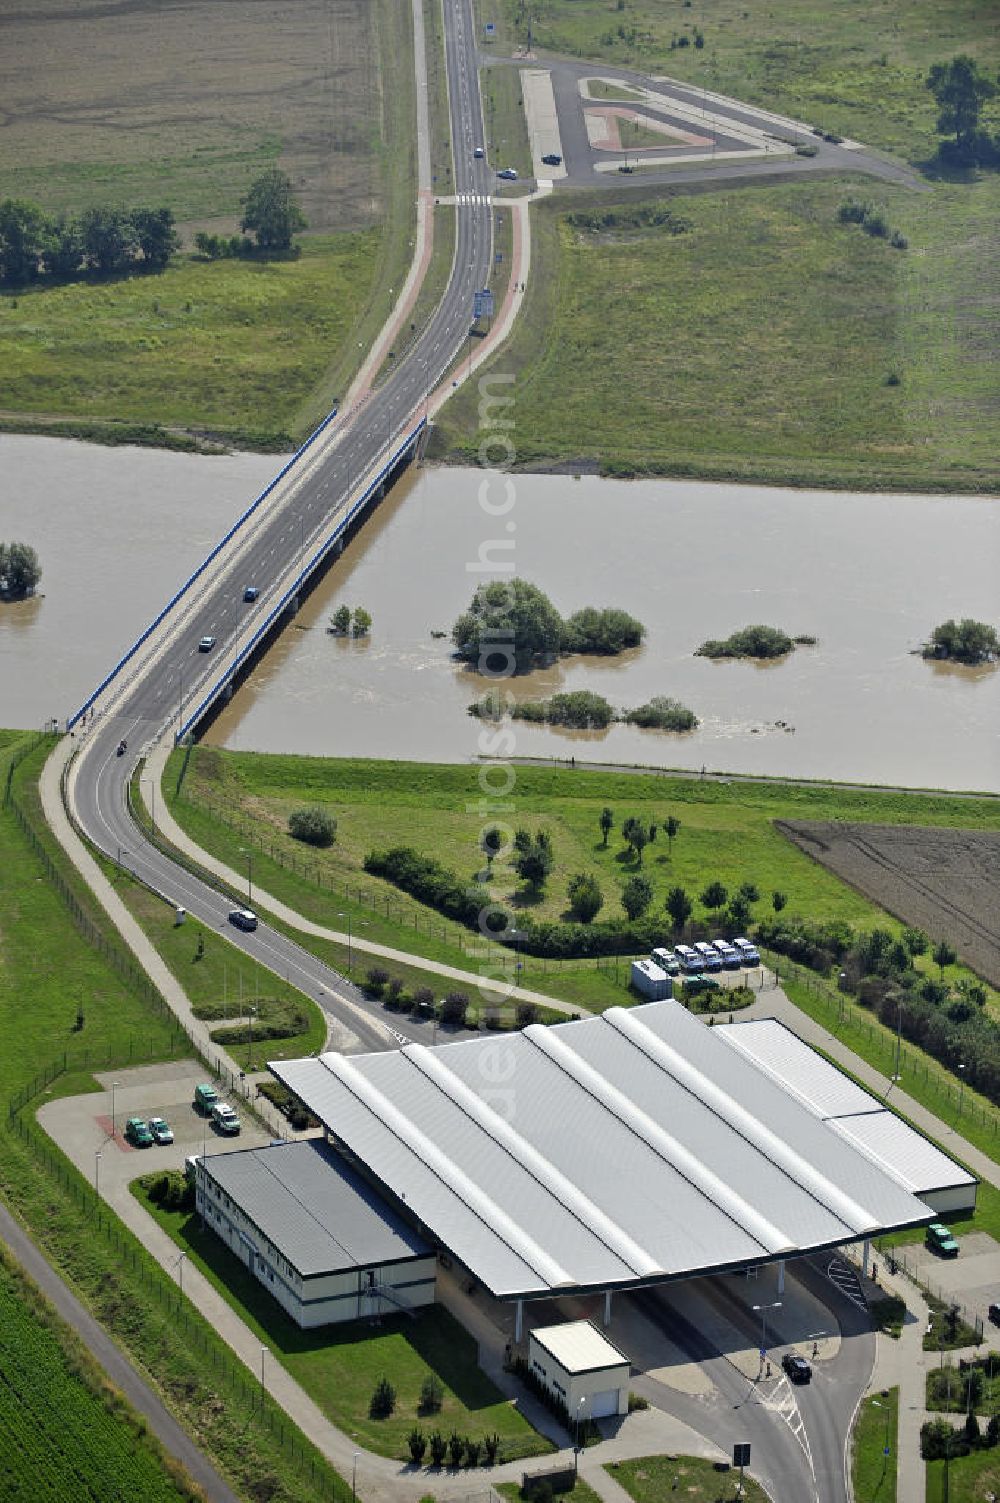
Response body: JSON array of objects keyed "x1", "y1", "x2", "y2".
[
  {"x1": 195, "y1": 1138, "x2": 435, "y2": 1327},
  {"x1": 273, "y1": 1001, "x2": 952, "y2": 1331},
  {"x1": 529, "y1": 1321, "x2": 631, "y2": 1420}
]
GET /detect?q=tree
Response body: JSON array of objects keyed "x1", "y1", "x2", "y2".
[
  {"x1": 408, "y1": 1429, "x2": 427, "y2": 1463},
  {"x1": 771, "y1": 890, "x2": 788, "y2": 913},
  {"x1": 0, "y1": 541, "x2": 41, "y2": 597},
  {"x1": 933, "y1": 940, "x2": 958, "y2": 976},
  {"x1": 448, "y1": 1433, "x2": 465, "y2": 1468},
  {"x1": 737, "y1": 881, "x2": 760, "y2": 905},
  {"x1": 700, "y1": 881, "x2": 728, "y2": 911},
  {"x1": 903, "y1": 926, "x2": 929, "y2": 957},
  {"x1": 513, "y1": 831, "x2": 552, "y2": 890},
  {"x1": 665, "y1": 885, "x2": 692, "y2": 932},
  {"x1": 926, "y1": 56, "x2": 998, "y2": 161},
  {"x1": 288, "y1": 806, "x2": 337, "y2": 847},
  {"x1": 480, "y1": 825, "x2": 505, "y2": 867},
  {"x1": 241, "y1": 168, "x2": 307, "y2": 252},
  {"x1": 330, "y1": 604, "x2": 352, "y2": 634},
  {"x1": 0, "y1": 198, "x2": 48, "y2": 285},
  {"x1": 926, "y1": 617, "x2": 1000, "y2": 664},
  {"x1": 626, "y1": 822, "x2": 649, "y2": 865},
  {"x1": 79, "y1": 205, "x2": 134, "y2": 274},
  {"x1": 429, "y1": 1431, "x2": 447, "y2": 1466},
  {"x1": 452, "y1": 579, "x2": 564, "y2": 668},
  {"x1": 663, "y1": 815, "x2": 681, "y2": 854},
  {"x1": 419, "y1": 1374, "x2": 443, "y2": 1413},
  {"x1": 130, "y1": 206, "x2": 178, "y2": 269},
  {"x1": 621, "y1": 874, "x2": 653, "y2": 921},
  {"x1": 567, "y1": 873, "x2": 603, "y2": 923},
  {"x1": 369, "y1": 1374, "x2": 396, "y2": 1418},
  {"x1": 600, "y1": 807, "x2": 614, "y2": 847},
  {"x1": 725, "y1": 894, "x2": 752, "y2": 933},
  {"x1": 352, "y1": 607, "x2": 372, "y2": 637},
  {"x1": 441, "y1": 991, "x2": 468, "y2": 1026},
  {"x1": 43, "y1": 214, "x2": 83, "y2": 280}
]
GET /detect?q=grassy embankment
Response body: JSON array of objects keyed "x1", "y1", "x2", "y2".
[
  {"x1": 431, "y1": 175, "x2": 1000, "y2": 491},
  {"x1": 442, "y1": 0, "x2": 1000, "y2": 490},
  {"x1": 138, "y1": 1187, "x2": 551, "y2": 1463},
  {"x1": 850, "y1": 1389, "x2": 898, "y2": 1503},
  {"x1": 0, "y1": 0, "x2": 419, "y2": 449},
  {"x1": 163, "y1": 747, "x2": 1000, "y2": 1015},
  {"x1": 0, "y1": 1247, "x2": 199, "y2": 1502},
  {"x1": 927, "y1": 1450, "x2": 1000, "y2": 1503},
  {"x1": 610, "y1": 1454, "x2": 769, "y2": 1502},
  {"x1": 481, "y1": 64, "x2": 535, "y2": 184},
  {"x1": 0, "y1": 736, "x2": 349, "y2": 1503}
]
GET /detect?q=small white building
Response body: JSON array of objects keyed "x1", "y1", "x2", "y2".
[
  {"x1": 195, "y1": 1139, "x2": 436, "y2": 1328},
  {"x1": 528, "y1": 1321, "x2": 631, "y2": 1419},
  {"x1": 630, "y1": 958, "x2": 671, "y2": 1001}
]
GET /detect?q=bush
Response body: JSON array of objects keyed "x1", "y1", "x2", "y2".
[
  {"x1": 142, "y1": 1170, "x2": 194, "y2": 1212},
  {"x1": 408, "y1": 1429, "x2": 427, "y2": 1463},
  {"x1": 483, "y1": 1433, "x2": 500, "y2": 1464},
  {"x1": 287, "y1": 806, "x2": 337, "y2": 847},
  {"x1": 623, "y1": 696, "x2": 698, "y2": 731},
  {"x1": 365, "y1": 966, "x2": 391, "y2": 996},
  {"x1": 441, "y1": 992, "x2": 469, "y2": 1027},
  {"x1": 429, "y1": 1431, "x2": 447, "y2": 1466},
  {"x1": 465, "y1": 1438, "x2": 482, "y2": 1467},
  {"x1": 419, "y1": 1374, "x2": 443, "y2": 1414},
  {"x1": 695, "y1": 625, "x2": 794, "y2": 659},
  {"x1": 369, "y1": 1375, "x2": 396, "y2": 1418},
  {"x1": 628, "y1": 1392, "x2": 649, "y2": 1412},
  {"x1": 512, "y1": 691, "x2": 614, "y2": 730},
  {"x1": 516, "y1": 1002, "x2": 539, "y2": 1029},
  {"x1": 921, "y1": 1418, "x2": 970, "y2": 1461},
  {"x1": 411, "y1": 987, "x2": 436, "y2": 1016},
  {"x1": 567, "y1": 873, "x2": 604, "y2": 924},
  {"x1": 448, "y1": 1432, "x2": 465, "y2": 1467}
]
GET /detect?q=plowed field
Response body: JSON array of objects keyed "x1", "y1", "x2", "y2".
[{"x1": 778, "y1": 820, "x2": 1000, "y2": 987}]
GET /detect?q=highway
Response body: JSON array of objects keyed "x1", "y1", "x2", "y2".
[{"x1": 67, "y1": 0, "x2": 495, "y2": 1053}]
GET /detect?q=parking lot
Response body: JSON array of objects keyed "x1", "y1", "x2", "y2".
[{"x1": 903, "y1": 1230, "x2": 1000, "y2": 1334}]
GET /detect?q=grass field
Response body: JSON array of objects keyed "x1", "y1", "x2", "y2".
[
  {"x1": 850, "y1": 1389, "x2": 898, "y2": 1503},
  {"x1": 0, "y1": 236, "x2": 379, "y2": 447},
  {"x1": 139, "y1": 1187, "x2": 550, "y2": 1463},
  {"x1": 927, "y1": 1448, "x2": 1000, "y2": 1503},
  {"x1": 610, "y1": 1454, "x2": 768, "y2": 1502},
  {"x1": 482, "y1": 0, "x2": 1000, "y2": 163},
  {"x1": 481, "y1": 65, "x2": 535, "y2": 181},
  {"x1": 432, "y1": 174, "x2": 1000, "y2": 491},
  {"x1": 0, "y1": 1250, "x2": 195, "y2": 1502}
]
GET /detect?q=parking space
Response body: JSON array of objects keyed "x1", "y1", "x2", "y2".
[{"x1": 907, "y1": 1231, "x2": 1000, "y2": 1332}]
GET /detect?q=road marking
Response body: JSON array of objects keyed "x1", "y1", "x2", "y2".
[{"x1": 825, "y1": 1255, "x2": 867, "y2": 1310}]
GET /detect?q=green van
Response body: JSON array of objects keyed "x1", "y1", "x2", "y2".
[{"x1": 193, "y1": 1083, "x2": 219, "y2": 1114}]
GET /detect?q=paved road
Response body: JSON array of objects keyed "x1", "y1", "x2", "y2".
[
  {"x1": 67, "y1": 0, "x2": 496, "y2": 1054},
  {"x1": 0, "y1": 1201, "x2": 241, "y2": 1503}
]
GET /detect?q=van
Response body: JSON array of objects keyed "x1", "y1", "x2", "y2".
[
  {"x1": 674, "y1": 944, "x2": 704, "y2": 975},
  {"x1": 713, "y1": 939, "x2": 742, "y2": 971},
  {"x1": 734, "y1": 937, "x2": 760, "y2": 966},
  {"x1": 651, "y1": 947, "x2": 681, "y2": 977},
  {"x1": 212, "y1": 1102, "x2": 241, "y2": 1136},
  {"x1": 694, "y1": 941, "x2": 723, "y2": 973},
  {"x1": 194, "y1": 1083, "x2": 219, "y2": 1114}
]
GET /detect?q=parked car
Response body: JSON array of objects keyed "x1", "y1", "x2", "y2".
[
  {"x1": 988, "y1": 1302, "x2": 1000, "y2": 1326},
  {"x1": 228, "y1": 908, "x2": 258, "y2": 932},
  {"x1": 618, "y1": 164, "x2": 634, "y2": 173},
  {"x1": 148, "y1": 1116, "x2": 174, "y2": 1145},
  {"x1": 124, "y1": 1116, "x2": 154, "y2": 1148},
  {"x1": 497, "y1": 167, "x2": 518, "y2": 180},
  {"x1": 197, "y1": 635, "x2": 216, "y2": 652},
  {"x1": 193, "y1": 1083, "x2": 220, "y2": 1115},
  {"x1": 651, "y1": 947, "x2": 681, "y2": 977},
  {"x1": 243, "y1": 585, "x2": 259, "y2": 602},
  {"x1": 211, "y1": 1102, "x2": 241, "y2": 1135},
  {"x1": 782, "y1": 1353, "x2": 812, "y2": 1384},
  {"x1": 926, "y1": 1222, "x2": 959, "y2": 1258},
  {"x1": 541, "y1": 152, "x2": 562, "y2": 166}
]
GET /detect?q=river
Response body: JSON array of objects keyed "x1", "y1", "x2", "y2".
[{"x1": 2, "y1": 436, "x2": 997, "y2": 790}]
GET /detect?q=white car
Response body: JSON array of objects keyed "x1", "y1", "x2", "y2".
[
  {"x1": 473, "y1": 146, "x2": 485, "y2": 158},
  {"x1": 497, "y1": 167, "x2": 518, "y2": 180},
  {"x1": 198, "y1": 635, "x2": 216, "y2": 652}
]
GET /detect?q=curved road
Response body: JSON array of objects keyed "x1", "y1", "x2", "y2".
[{"x1": 69, "y1": 0, "x2": 495, "y2": 1053}]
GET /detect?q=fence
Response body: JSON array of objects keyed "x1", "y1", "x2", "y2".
[
  {"x1": 866, "y1": 1240, "x2": 984, "y2": 1344},
  {"x1": 5, "y1": 1073, "x2": 348, "y2": 1500},
  {"x1": 770, "y1": 954, "x2": 1000, "y2": 1139}
]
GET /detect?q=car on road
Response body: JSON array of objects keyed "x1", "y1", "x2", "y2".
[
  {"x1": 497, "y1": 167, "x2": 518, "y2": 180},
  {"x1": 197, "y1": 635, "x2": 216, "y2": 652},
  {"x1": 541, "y1": 152, "x2": 562, "y2": 166},
  {"x1": 124, "y1": 1116, "x2": 154, "y2": 1148},
  {"x1": 243, "y1": 586, "x2": 259, "y2": 602},
  {"x1": 926, "y1": 1222, "x2": 959, "y2": 1258},
  {"x1": 782, "y1": 1353, "x2": 812, "y2": 1384},
  {"x1": 618, "y1": 163, "x2": 634, "y2": 173},
  {"x1": 228, "y1": 907, "x2": 258, "y2": 932},
  {"x1": 473, "y1": 146, "x2": 485, "y2": 158},
  {"x1": 148, "y1": 1116, "x2": 174, "y2": 1145},
  {"x1": 989, "y1": 1302, "x2": 1000, "y2": 1326},
  {"x1": 211, "y1": 1102, "x2": 241, "y2": 1135},
  {"x1": 193, "y1": 1083, "x2": 220, "y2": 1114}
]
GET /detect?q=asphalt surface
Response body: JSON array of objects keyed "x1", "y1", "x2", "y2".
[
  {"x1": 68, "y1": 0, "x2": 495, "y2": 1055},
  {"x1": 0, "y1": 1200, "x2": 241, "y2": 1503}
]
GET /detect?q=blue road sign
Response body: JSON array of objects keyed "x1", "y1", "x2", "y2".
[
  {"x1": 495, "y1": 251, "x2": 503, "y2": 263},
  {"x1": 484, "y1": 20, "x2": 496, "y2": 34},
  {"x1": 473, "y1": 288, "x2": 494, "y2": 320}
]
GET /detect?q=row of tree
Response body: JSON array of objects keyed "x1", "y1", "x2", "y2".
[
  {"x1": 328, "y1": 605, "x2": 372, "y2": 637},
  {"x1": 452, "y1": 579, "x2": 644, "y2": 671},
  {"x1": 0, "y1": 168, "x2": 307, "y2": 288},
  {"x1": 926, "y1": 56, "x2": 1000, "y2": 168},
  {"x1": 0, "y1": 541, "x2": 41, "y2": 598}
]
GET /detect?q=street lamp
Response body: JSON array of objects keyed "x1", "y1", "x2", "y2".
[
  {"x1": 111, "y1": 1079, "x2": 120, "y2": 1137},
  {"x1": 260, "y1": 1344, "x2": 267, "y2": 1407},
  {"x1": 752, "y1": 1301, "x2": 782, "y2": 1376},
  {"x1": 94, "y1": 1148, "x2": 102, "y2": 1196},
  {"x1": 239, "y1": 846, "x2": 254, "y2": 907},
  {"x1": 575, "y1": 1396, "x2": 587, "y2": 1473},
  {"x1": 177, "y1": 1250, "x2": 187, "y2": 1296},
  {"x1": 352, "y1": 1451, "x2": 359, "y2": 1502},
  {"x1": 337, "y1": 912, "x2": 354, "y2": 972},
  {"x1": 871, "y1": 1398, "x2": 892, "y2": 1488},
  {"x1": 892, "y1": 997, "x2": 903, "y2": 1083},
  {"x1": 247, "y1": 1005, "x2": 256, "y2": 1071},
  {"x1": 958, "y1": 1063, "x2": 967, "y2": 1116}
]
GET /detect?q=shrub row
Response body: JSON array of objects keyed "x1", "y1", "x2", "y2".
[{"x1": 407, "y1": 1429, "x2": 501, "y2": 1467}]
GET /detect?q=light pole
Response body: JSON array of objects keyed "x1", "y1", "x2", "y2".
[
  {"x1": 94, "y1": 1148, "x2": 102, "y2": 1196},
  {"x1": 247, "y1": 1005, "x2": 256, "y2": 1071},
  {"x1": 337, "y1": 912, "x2": 353, "y2": 972},
  {"x1": 752, "y1": 1301, "x2": 782, "y2": 1377},
  {"x1": 958, "y1": 1063, "x2": 967, "y2": 1116},
  {"x1": 575, "y1": 1396, "x2": 587, "y2": 1473},
  {"x1": 892, "y1": 998, "x2": 903, "y2": 1083},
  {"x1": 177, "y1": 1250, "x2": 187, "y2": 1296},
  {"x1": 871, "y1": 1397, "x2": 892, "y2": 1490},
  {"x1": 352, "y1": 1451, "x2": 359, "y2": 1502},
  {"x1": 240, "y1": 846, "x2": 254, "y2": 908},
  {"x1": 111, "y1": 1079, "x2": 120, "y2": 1137},
  {"x1": 141, "y1": 777, "x2": 156, "y2": 834},
  {"x1": 259, "y1": 1344, "x2": 267, "y2": 1407}
]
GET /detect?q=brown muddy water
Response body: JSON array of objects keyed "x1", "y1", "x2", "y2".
[{"x1": 2, "y1": 436, "x2": 997, "y2": 790}]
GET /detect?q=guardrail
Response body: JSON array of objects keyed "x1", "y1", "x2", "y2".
[
  {"x1": 177, "y1": 417, "x2": 427, "y2": 742},
  {"x1": 65, "y1": 404, "x2": 339, "y2": 731}
]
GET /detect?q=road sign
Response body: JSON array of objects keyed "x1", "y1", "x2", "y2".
[
  {"x1": 473, "y1": 288, "x2": 494, "y2": 320},
  {"x1": 495, "y1": 251, "x2": 503, "y2": 263},
  {"x1": 759, "y1": 1347, "x2": 767, "y2": 1359},
  {"x1": 484, "y1": 20, "x2": 496, "y2": 34},
  {"x1": 733, "y1": 1444, "x2": 751, "y2": 1467}
]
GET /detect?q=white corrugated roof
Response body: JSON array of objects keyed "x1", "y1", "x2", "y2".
[
  {"x1": 830, "y1": 1111, "x2": 975, "y2": 1194},
  {"x1": 717, "y1": 1018, "x2": 877, "y2": 1119},
  {"x1": 272, "y1": 1000, "x2": 938, "y2": 1299},
  {"x1": 531, "y1": 1320, "x2": 630, "y2": 1375}
]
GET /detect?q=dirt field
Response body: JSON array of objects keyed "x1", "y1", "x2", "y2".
[
  {"x1": 0, "y1": 0, "x2": 384, "y2": 232},
  {"x1": 778, "y1": 821, "x2": 1000, "y2": 987}
]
